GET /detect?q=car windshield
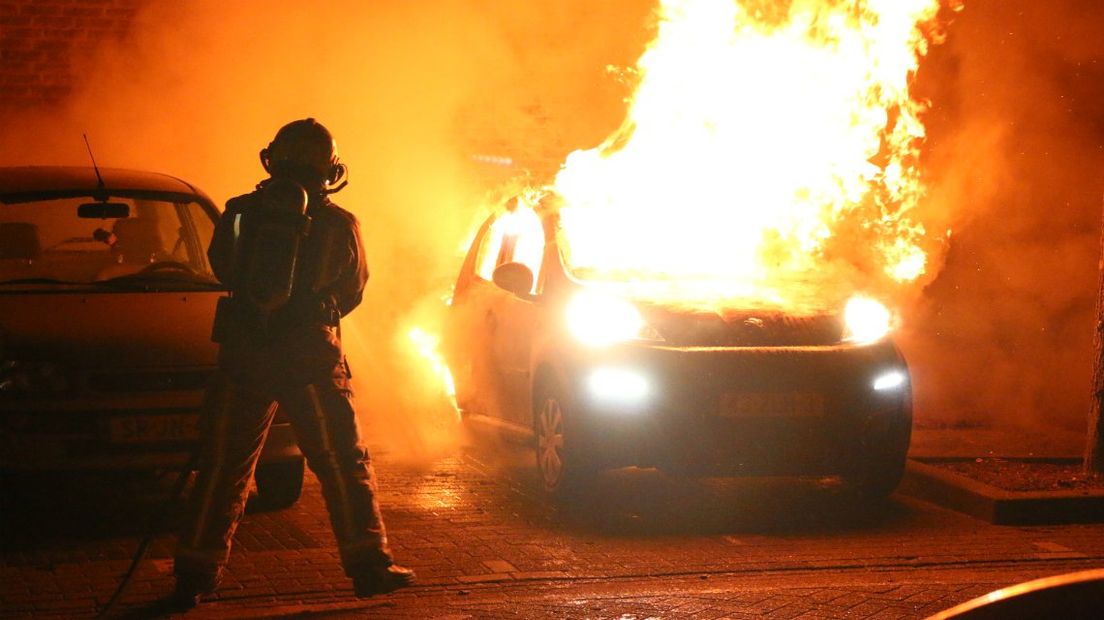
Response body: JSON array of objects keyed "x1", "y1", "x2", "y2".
[{"x1": 0, "y1": 195, "x2": 219, "y2": 290}]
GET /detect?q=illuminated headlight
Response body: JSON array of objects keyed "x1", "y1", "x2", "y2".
[
  {"x1": 587, "y1": 367, "x2": 651, "y2": 406},
  {"x1": 0, "y1": 360, "x2": 70, "y2": 394},
  {"x1": 872, "y1": 370, "x2": 907, "y2": 392},
  {"x1": 565, "y1": 291, "x2": 661, "y2": 347},
  {"x1": 842, "y1": 296, "x2": 893, "y2": 344}
]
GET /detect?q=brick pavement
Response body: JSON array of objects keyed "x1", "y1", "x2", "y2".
[{"x1": 3, "y1": 446, "x2": 1104, "y2": 618}]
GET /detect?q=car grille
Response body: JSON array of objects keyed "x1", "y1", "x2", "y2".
[
  {"x1": 1, "y1": 410, "x2": 100, "y2": 435},
  {"x1": 1, "y1": 408, "x2": 193, "y2": 437},
  {"x1": 652, "y1": 310, "x2": 843, "y2": 346},
  {"x1": 65, "y1": 439, "x2": 196, "y2": 458}
]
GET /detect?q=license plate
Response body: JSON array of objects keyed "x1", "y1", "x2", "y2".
[
  {"x1": 719, "y1": 392, "x2": 825, "y2": 417},
  {"x1": 109, "y1": 413, "x2": 199, "y2": 443}
]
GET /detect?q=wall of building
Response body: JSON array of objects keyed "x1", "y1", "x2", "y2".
[{"x1": 0, "y1": 0, "x2": 143, "y2": 113}]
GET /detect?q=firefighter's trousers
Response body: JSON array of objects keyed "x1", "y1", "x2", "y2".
[{"x1": 174, "y1": 371, "x2": 392, "y2": 582}]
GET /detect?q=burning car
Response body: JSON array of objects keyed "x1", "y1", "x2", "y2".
[
  {"x1": 0, "y1": 166, "x2": 304, "y2": 509},
  {"x1": 436, "y1": 0, "x2": 941, "y2": 503},
  {"x1": 444, "y1": 196, "x2": 912, "y2": 500}
]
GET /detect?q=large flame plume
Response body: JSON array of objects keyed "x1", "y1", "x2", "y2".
[{"x1": 553, "y1": 0, "x2": 944, "y2": 311}]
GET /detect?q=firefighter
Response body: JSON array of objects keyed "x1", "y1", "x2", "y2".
[{"x1": 173, "y1": 118, "x2": 415, "y2": 607}]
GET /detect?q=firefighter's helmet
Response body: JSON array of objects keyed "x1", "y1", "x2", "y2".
[{"x1": 259, "y1": 118, "x2": 347, "y2": 193}]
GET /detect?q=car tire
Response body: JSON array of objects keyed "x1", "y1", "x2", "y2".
[
  {"x1": 534, "y1": 379, "x2": 594, "y2": 501},
  {"x1": 842, "y1": 453, "x2": 907, "y2": 500},
  {"x1": 250, "y1": 458, "x2": 305, "y2": 511},
  {"x1": 842, "y1": 417, "x2": 911, "y2": 500}
]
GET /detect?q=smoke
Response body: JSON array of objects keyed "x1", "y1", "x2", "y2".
[
  {"x1": 906, "y1": 0, "x2": 1104, "y2": 429},
  {"x1": 3, "y1": 0, "x2": 1101, "y2": 442},
  {"x1": 0, "y1": 0, "x2": 652, "y2": 461}
]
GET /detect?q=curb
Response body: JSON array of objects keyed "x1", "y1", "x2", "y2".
[{"x1": 898, "y1": 459, "x2": 1104, "y2": 525}]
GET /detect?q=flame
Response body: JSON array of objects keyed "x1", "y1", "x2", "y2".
[
  {"x1": 421, "y1": 0, "x2": 949, "y2": 403},
  {"x1": 843, "y1": 294, "x2": 893, "y2": 343},
  {"x1": 476, "y1": 200, "x2": 546, "y2": 288},
  {"x1": 407, "y1": 325, "x2": 458, "y2": 411},
  {"x1": 552, "y1": 0, "x2": 944, "y2": 311}
]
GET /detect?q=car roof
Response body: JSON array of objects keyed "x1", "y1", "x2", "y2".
[{"x1": 0, "y1": 165, "x2": 211, "y2": 204}]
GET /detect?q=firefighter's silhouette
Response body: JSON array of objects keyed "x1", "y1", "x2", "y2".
[{"x1": 173, "y1": 118, "x2": 414, "y2": 607}]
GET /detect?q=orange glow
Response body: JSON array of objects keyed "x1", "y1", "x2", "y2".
[
  {"x1": 407, "y1": 325, "x2": 458, "y2": 412},
  {"x1": 553, "y1": 0, "x2": 943, "y2": 311},
  {"x1": 843, "y1": 295, "x2": 893, "y2": 343},
  {"x1": 565, "y1": 290, "x2": 648, "y2": 346},
  {"x1": 476, "y1": 200, "x2": 545, "y2": 289}
]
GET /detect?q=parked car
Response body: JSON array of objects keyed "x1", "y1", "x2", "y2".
[
  {"x1": 927, "y1": 568, "x2": 1104, "y2": 619},
  {"x1": 443, "y1": 197, "x2": 912, "y2": 500},
  {"x1": 0, "y1": 166, "x2": 304, "y2": 509}
]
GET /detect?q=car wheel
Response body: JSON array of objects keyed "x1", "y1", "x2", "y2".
[
  {"x1": 842, "y1": 453, "x2": 907, "y2": 500},
  {"x1": 250, "y1": 458, "x2": 305, "y2": 511},
  {"x1": 842, "y1": 417, "x2": 911, "y2": 500},
  {"x1": 534, "y1": 380, "x2": 593, "y2": 500}
]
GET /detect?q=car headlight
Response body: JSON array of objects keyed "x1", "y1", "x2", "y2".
[
  {"x1": 565, "y1": 291, "x2": 661, "y2": 347},
  {"x1": 0, "y1": 360, "x2": 71, "y2": 394},
  {"x1": 842, "y1": 296, "x2": 892, "y2": 344},
  {"x1": 872, "y1": 369, "x2": 907, "y2": 392},
  {"x1": 587, "y1": 367, "x2": 652, "y2": 407}
]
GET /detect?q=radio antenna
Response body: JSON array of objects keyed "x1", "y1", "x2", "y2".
[{"x1": 82, "y1": 133, "x2": 105, "y2": 192}]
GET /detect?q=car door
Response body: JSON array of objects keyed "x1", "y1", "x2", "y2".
[
  {"x1": 443, "y1": 216, "x2": 501, "y2": 418},
  {"x1": 486, "y1": 210, "x2": 545, "y2": 427},
  {"x1": 445, "y1": 207, "x2": 545, "y2": 428}
]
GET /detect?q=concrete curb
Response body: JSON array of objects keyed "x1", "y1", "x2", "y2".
[{"x1": 898, "y1": 458, "x2": 1104, "y2": 525}]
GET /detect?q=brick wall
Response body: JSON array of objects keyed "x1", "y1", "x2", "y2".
[{"x1": 0, "y1": 0, "x2": 145, "y2": 112}]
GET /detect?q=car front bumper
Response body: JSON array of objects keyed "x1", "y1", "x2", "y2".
[
  {"x1": 559, "y1": 338, "x2": 912, "y2": 476},
  {"x1": 0, "y1": 394, "x2": 302, "y2": 471}
]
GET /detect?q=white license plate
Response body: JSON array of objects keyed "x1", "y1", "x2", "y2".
[
  {"x1": 109, "y1": 414, "x2": 199, "y2": 443},
  {"x1": 719, "y1": 392, "x2": 825, "y2": 417}
]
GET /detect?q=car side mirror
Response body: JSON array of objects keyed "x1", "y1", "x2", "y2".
[{"x1": 492, "y1": 262, "x2": 534, "y2": 297}]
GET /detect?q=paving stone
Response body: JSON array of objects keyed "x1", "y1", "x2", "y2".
[{"x1": 6, "y1": 449, "x2": 1104, "y2": 619}]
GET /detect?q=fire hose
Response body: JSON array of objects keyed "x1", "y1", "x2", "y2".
[{"x1": 94, "y1": 448, "x2": 200, "y2": 619}]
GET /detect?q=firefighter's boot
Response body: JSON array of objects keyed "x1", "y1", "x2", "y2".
[{"x1": 351, "y1": 563, "x2": 416, "y2": 596}]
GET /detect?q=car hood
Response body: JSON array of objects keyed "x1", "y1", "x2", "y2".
[
  {"x1": 566, "y1": 275, "x2": 848, "y2": 346},
  {"x1": 636, "y1": 301, "x2": 845, "y2": 346},
  {"x1": 0, "y1": 290, "x2": 221, "y2": 367}
]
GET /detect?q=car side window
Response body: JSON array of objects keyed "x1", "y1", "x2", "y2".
[
  {"x1": 473, "y1": 207, "x2": 545, "y2": 294},
  {"x1": 474, "y1": 217, "x2": 505, "y2": 282},
  {"x1": 178, "y1": 201, "x2": 215, "y2": 271}
]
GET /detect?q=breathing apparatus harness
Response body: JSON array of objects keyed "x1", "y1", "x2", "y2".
[{"x1": 212, "y1": 118, "x2": 351, "y2": 340}]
